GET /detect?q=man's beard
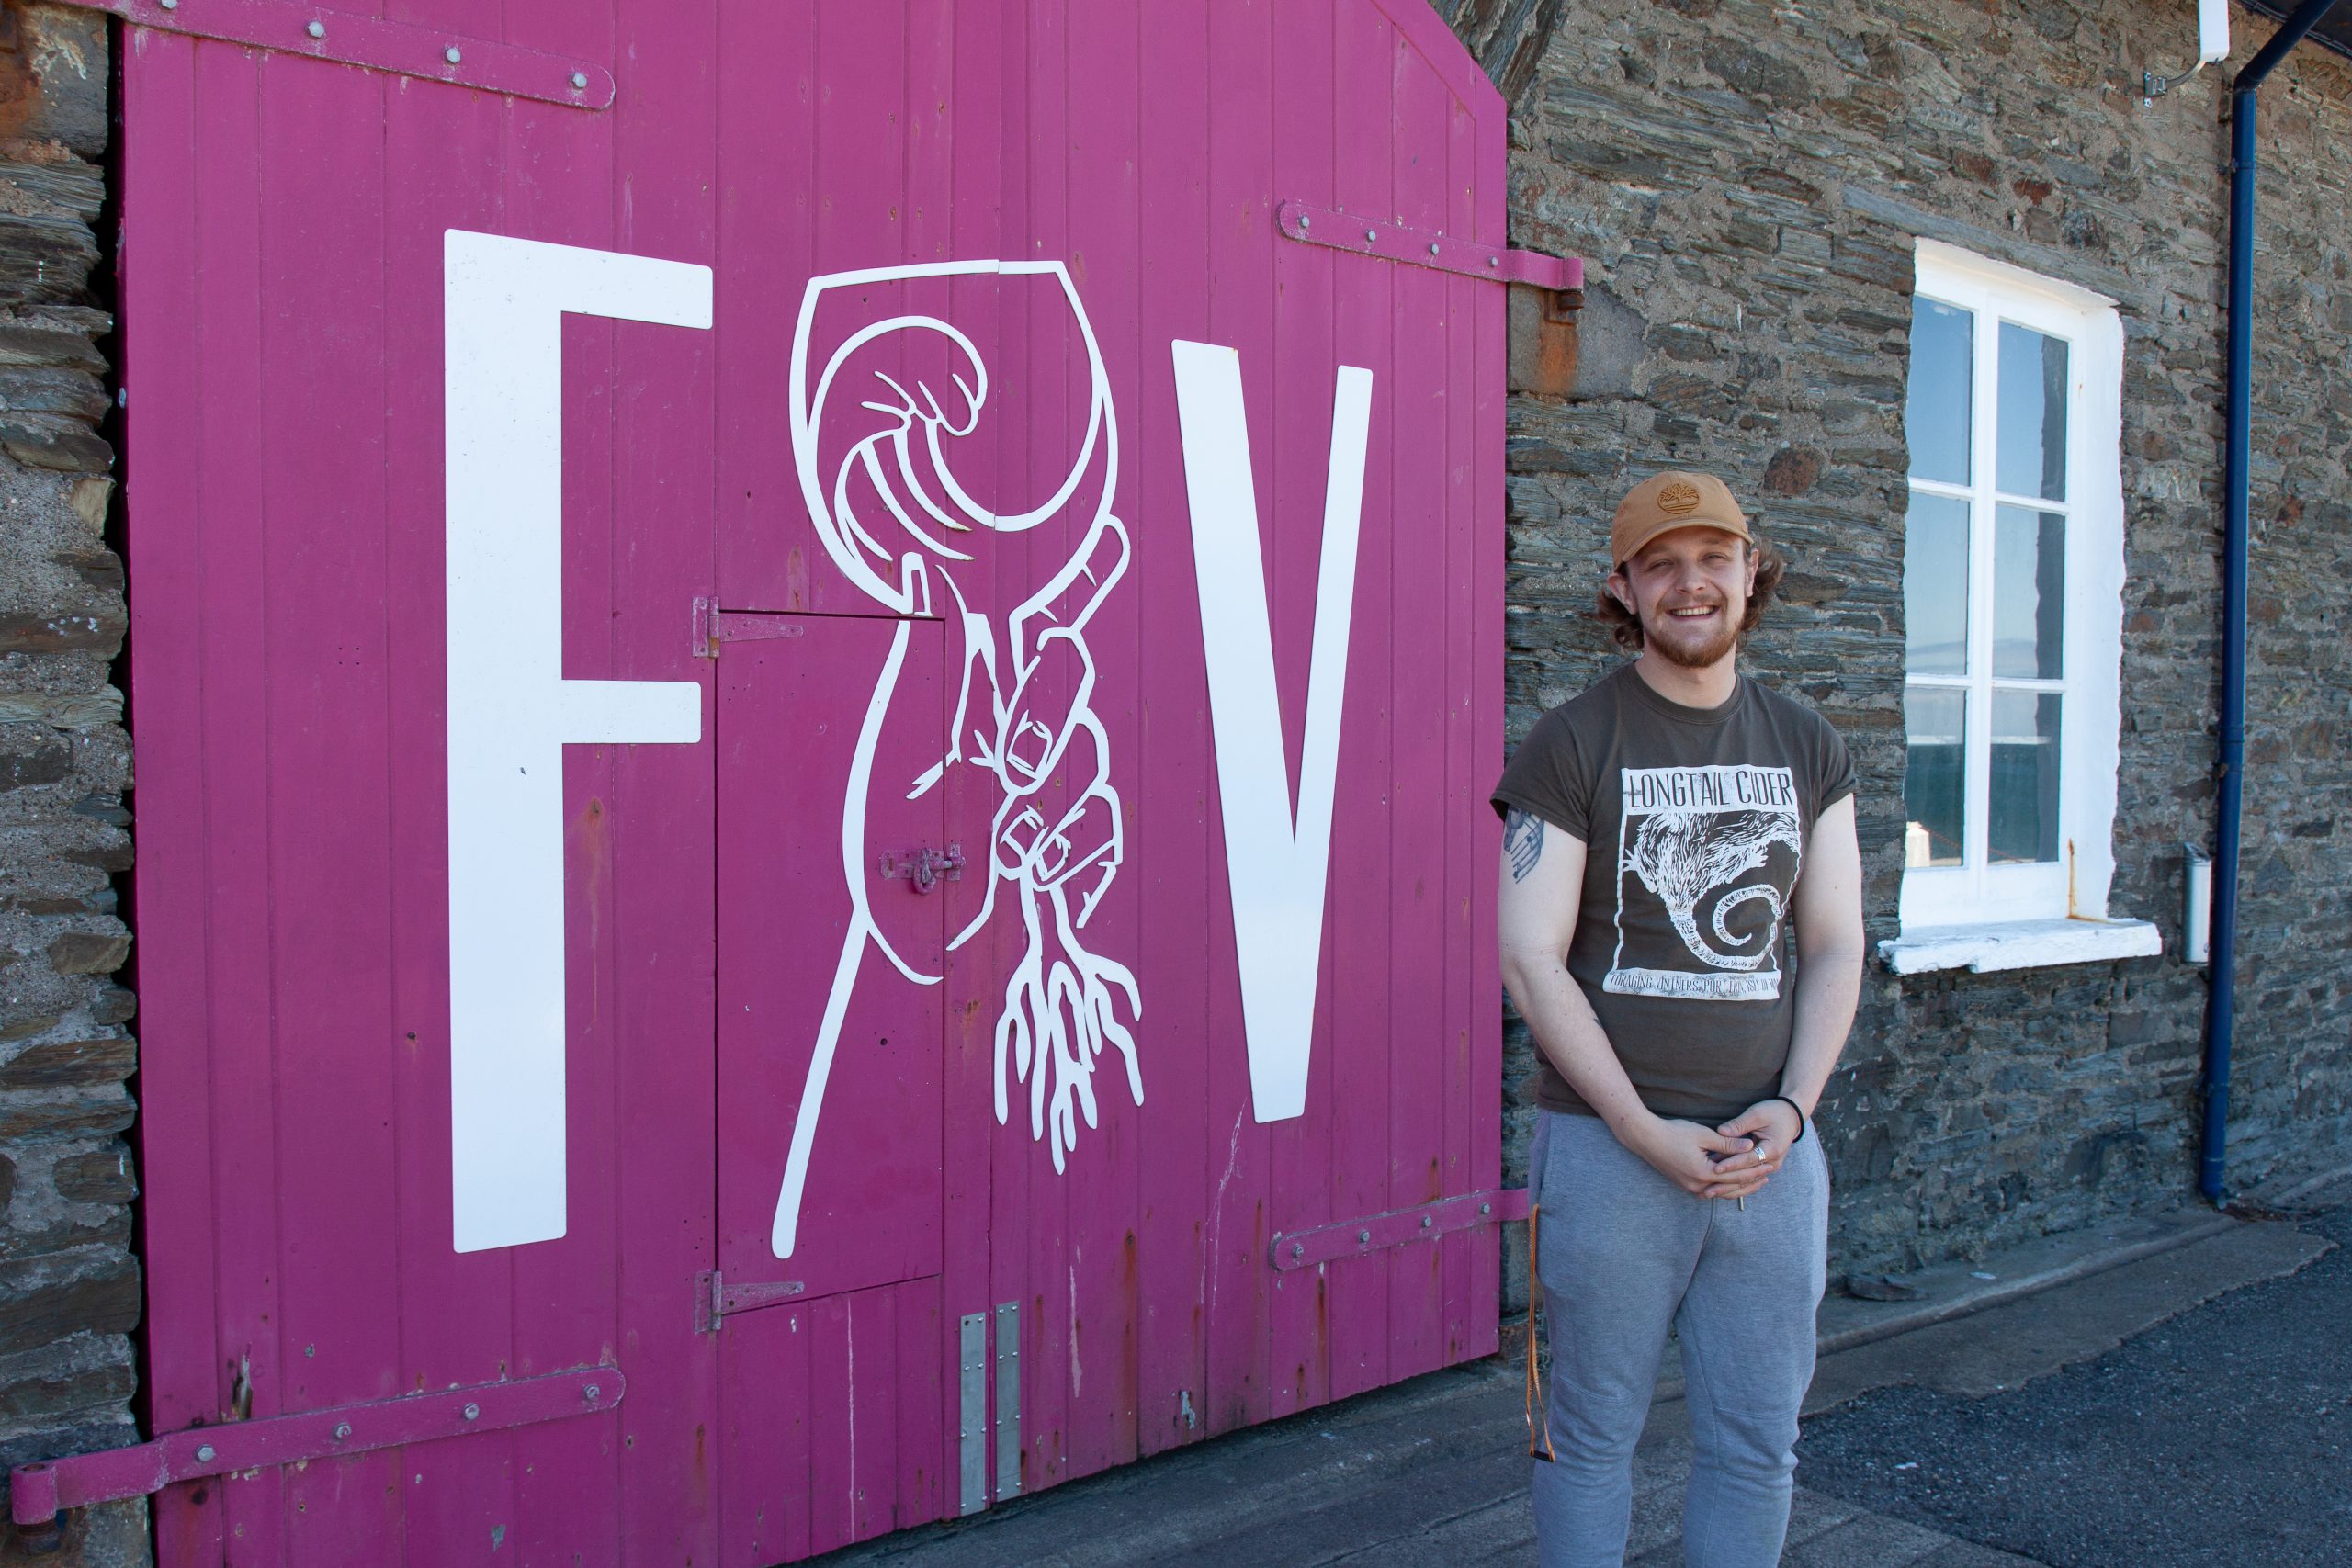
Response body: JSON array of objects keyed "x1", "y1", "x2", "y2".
[{"x1": 1643, "y1": 601, "x2": 1741, "y2": 669}]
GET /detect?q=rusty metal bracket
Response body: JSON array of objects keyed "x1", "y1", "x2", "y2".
[
  {"x1": 1269, "y1": 1187, "x2": 1532, "y2": 1272},
  {"x1": 695, "y1": 1269, "x2": 807, "y2": 1332},
  {"x1": 59, "y1": 0, "x2": 614, "y2": 110},
  {"x1": 9, "y1": 1366, "x2": 623, "y2": 1532},
  {"x1": 1276, "y1": 201, "x2": 1584, "y2": 292},
  {"x1": 692, "y1": 598, "x2": 810, "y2": 658}
]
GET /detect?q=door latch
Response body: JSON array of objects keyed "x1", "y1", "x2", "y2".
[{"x1": 878, "y1": 842, "x2": 965, "y2": 893}]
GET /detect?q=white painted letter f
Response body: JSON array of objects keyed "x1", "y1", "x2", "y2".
[{"x1": 1171, "y1": 341, "x2": 1373, "y2": 1124}]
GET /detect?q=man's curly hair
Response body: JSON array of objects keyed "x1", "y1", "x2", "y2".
[{"x1": 1590, "y1": 539, "x2": 1787, "y2": 652}]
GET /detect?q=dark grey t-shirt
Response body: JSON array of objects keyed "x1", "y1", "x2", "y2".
[{"x1": 1492, "y1": 663, "x2": 1855, "y2": 1122}]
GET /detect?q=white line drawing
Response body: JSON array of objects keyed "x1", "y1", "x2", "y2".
[
  {"x1": 774, "y1": 261, "x2": 1141, "y2": 1258},
  {"x1": 1171, "y1": 341, "x2": 1374, "y2": 1124},
  {"x1": 1607, "y1": 764, "x2": 1801, "y2": 1001}
]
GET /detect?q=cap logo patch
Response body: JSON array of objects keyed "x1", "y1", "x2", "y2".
[{"x1": 1657, "y1": 479, "x2": 1702, "y2": 516}]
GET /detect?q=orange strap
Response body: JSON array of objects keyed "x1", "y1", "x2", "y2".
[{"x1": 1524, "y1": 1202, "x2": 1555, "y2": 1461}]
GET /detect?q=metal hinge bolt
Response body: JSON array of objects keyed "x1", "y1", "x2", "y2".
[{"x1": 306, "y1": 20, "x2": 325, "y2": 39}]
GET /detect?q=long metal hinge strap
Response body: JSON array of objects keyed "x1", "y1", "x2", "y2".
[
  {"x1": 1268, "y1": 1186, "x2": 1532, "y2": 1272},
  {"x1": 9, "y1": 1367, "x2": 623, "y2": 1527},
  {"x1": 55, "y1": 0, "x2": 614, "y2": 110},
  {"x1": 1276, "y1": 201, "x2": 1585, "y2": 292}
]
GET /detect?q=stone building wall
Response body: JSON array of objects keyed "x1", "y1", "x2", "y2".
[
  {"x1": 1472, "y1": 0, "x2": 2352, "y2": 1291},
  {"x1": 0, "y1": 3, "x2": 142, "y2": 1562}
]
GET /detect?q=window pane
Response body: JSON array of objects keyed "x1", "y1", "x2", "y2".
[
  {"x1": 1906, "y1": 298, "x2": 1973, "y2": 486},
  {"x1": 1904, "y1": 491, "x2": 1970, "y2": 676},
  {"x1": 1997, "y1": 322, "x2": 2068, "y2": 501},
  {"x1": 1989, "y1": 690, "x2": 2062, "y2": 864},
  {"x1": 1994, "y1": 505, "x2": 2064, "y2": 679},
  {"x1": 1905, "y1": 686, "x2": 1965, "y2": 869}
]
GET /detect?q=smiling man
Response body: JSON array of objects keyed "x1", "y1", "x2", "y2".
[{"x1": 1494, "y1": 470, "x2": 1865, "y2": 1567}]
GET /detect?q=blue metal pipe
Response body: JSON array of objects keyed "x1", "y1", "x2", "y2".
[{"x1": 2202, "y1": 0, "x2": 2344, "y2": 1201}]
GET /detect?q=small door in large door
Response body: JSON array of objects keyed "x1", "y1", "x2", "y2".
[{"x1": 716, "y1": 615, "x2": 949, "y2": 1302}]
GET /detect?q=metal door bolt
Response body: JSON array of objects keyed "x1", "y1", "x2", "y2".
[
  {"x1": 194, "y1": 1446, "x2": 214, "y2": 1463},
  {"x1": 306, "y1": 20, "x2": 324, "y2": 38},
  {"x1": 1363, "y1": 229, "x2": 1377, "y2": 243},
  {"x1": 583, "y1": 1383, "x2": 601, "y2": 1403},
  {"x1": 332, "y1": 1423, "x2": 352, "y2": 1441},
  {"x1": 461, "y1": 1403, "x2": 481, "y2": 1422},
  {"x1": 571, "y1": 72, "x2": 589, "y2": 89},
  {"x1": 445, "y1": 46, "x2": 463, "y2": 63},
  {"x1": 1357, "y1": 1229, "x2": 1371, "y2": 1243}
]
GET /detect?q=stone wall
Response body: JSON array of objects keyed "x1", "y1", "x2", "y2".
[
  {"x1": 0, "y1": 3, "x2": 141, "y2": 1562},
  {"x1": 1467, "y1": 0, "x2": 2352, "y2": 1291}
]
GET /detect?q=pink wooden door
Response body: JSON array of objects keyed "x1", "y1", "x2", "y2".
[{"x1": 119, "y1": 1, "x2": 1510, "y2": 1563}]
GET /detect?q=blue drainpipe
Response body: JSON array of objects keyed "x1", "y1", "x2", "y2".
[{"x1": 2202, "y1": 0, "x2": 2344, "y2": 1202}]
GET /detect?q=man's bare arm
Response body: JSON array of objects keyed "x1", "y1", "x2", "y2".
[
  {"x1": 1781, "y1": 792, "x2": 1864, "y2": 1116},
  {"x1": 1708, "y1": 792, "x2": 1863, "y2": 1194},
  {"x1": 1498, "y1": 809, "x2": 1753, "y2": 1195}
]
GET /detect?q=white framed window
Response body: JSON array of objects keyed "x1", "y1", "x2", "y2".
[{"x1": 1890, "y1": 241, "x2": 2154, "y2": 969}]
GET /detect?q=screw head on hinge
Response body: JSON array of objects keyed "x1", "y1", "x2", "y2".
[
  {"x1": 195, "y1": 1445, "x2": 216, "y2": 1463},
  {"x1": 571, "y1": 72, "x2": 590, "y2": 90},
  {"x1": 584, "y1": 1383, "x2": 601, "y2": 1402},
  {"x1": 306, "y1": 20, "x2": 324, "y2": 39},
  {"x1": 333, "y1": 1423, "x2": 352, "y2": 1440},
  {"x1": 1358, "y1": 1229, "x2": 1371, "y2": 1244},
  {"x1": 446, "y1": 46, "x2": 463, "y2": 64},
  {"x1": 462, "y1": 1403, "x2": 481, "y2": 1421}
]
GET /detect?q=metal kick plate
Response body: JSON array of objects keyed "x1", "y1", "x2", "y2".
[
  {"x1": 994, "y1": 1301, "x2": 1022, "y2": 1500},
  {"x1": 958, "y1": 1313, "x2": 988, "y2": 1517}
]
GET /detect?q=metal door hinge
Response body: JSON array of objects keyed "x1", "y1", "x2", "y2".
[
  {"x1": 693, "y1": 598, "x2": 808, "y2": 658},
  {"x1": 878, "y1": 842, "x2": 964, "y2": 893},
  {"x1": 9, "y1": 1367, "x2": 621, "y2": 1543},
  {"x1": 55, "y1": 0, "x2": 612, "y2": 109},
  {"x1": 1269, "y1": 1187, "x2": 1532, "y2": 1271},
  {"x1": 1276, "y1": 200, "x2": 1584, "y2": 293},
  {"x1": 695, "y1": 1269, "x2": 807, "y2": 1332}
]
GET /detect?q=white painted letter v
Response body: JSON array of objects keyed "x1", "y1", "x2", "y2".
[{"x1": 1171, "y1": 341, "x2": 1373, "y2": 1123}]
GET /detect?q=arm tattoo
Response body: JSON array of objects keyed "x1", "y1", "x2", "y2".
[{"x1": 1503, "y1": 807, "x2": 1544, "y2": 883}]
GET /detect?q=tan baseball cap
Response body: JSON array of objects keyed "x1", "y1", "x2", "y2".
[{"x1": 1611, "y1": 470, "x2": 1753, "y2": 567}]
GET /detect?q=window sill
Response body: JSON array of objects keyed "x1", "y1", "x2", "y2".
[{"x1": 1878, "y1": 917, "x2": 2163, "y2": 976}]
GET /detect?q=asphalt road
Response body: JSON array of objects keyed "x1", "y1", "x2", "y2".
[{"x1": 1794, "y1": 1201, "x2": 2352, "y2": 1568}]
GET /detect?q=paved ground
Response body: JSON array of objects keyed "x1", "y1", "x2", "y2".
[
  {"x1": 1796, "y1": 1201, "x2": 2352, "y2": 1568},
  {"x1": 818, "y1": 1178, "x2": 2346, "y2": 1567}
]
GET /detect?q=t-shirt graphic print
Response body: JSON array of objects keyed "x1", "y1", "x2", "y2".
[{"x1": 1609, "y1": 763, "x2": 1802, "y2": 1001}]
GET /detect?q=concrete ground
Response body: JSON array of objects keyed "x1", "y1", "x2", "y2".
[{"x1": 817, "y1": 1173, "x2": 2346, "y2": 1567}]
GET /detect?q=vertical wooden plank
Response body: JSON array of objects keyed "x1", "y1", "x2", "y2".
[
  {"x1": 180, "y1": 39, "x2": 293, "y2": 1568},
  {"x1": 718, "y1": 1305, "x2": 813, "y2": 1568},
  {"x1": 1324, "y1": 0, "x2": 1398, "y2": 1404},
  {"x1": 805, "y1": 1294, "x2": 855, "y2": 1554},
  {"x1": 1013, "y1": 0, "x2": 1077, "y2": 1495},
  {"x1": 610, "y1": 1, "x2": 722, "y2": 1563},
  {"x1": 1133, "y1": 0, "x2": 1213, "y2": 1464},
  {"x1": 892, "y1": 1277, "x2": 945, "y2": 1526},
  {"x1": 497, "y1": 1, "x2": 637, "y2": 1562},
  {"x1": 1062, "y1": 0, "x2": 1148, "y2": 1477},
  {"x1": 1381, "y1": 31, "x2": 1453, "y2": 1388},
  {"x1": 1199, "y1": 0, "x2": 1276, "y2": 1441},
  {"x1": 917, "y1": 0, "x2": 1000, "y2": 1517},
  {"x1": 254, "y1": 39, "x2": 407, "y2": 1567},
  {"x1": 118, "y1": 26, "x2": 228, "y2": 1568},
  {"x1": 1468, "y1": 41, "x2": 1510, "y2": 1366},
  {"x1": 1441, "y1": 89, "x2": 1481, "y2": 1366},
  {"x1": 375, "y1": 5, "x2": 524, "y2": 1561},
  {"x1": 1264, "y1": 0, "x2": 1340, "y2": 1424}
]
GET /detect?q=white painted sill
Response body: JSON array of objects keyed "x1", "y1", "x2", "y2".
[{"x1": 1878, "y1": 916, "x2": 2164, "y2": 976}]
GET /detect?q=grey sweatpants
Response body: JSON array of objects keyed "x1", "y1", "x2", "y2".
[{"x1": 1529, "y1": 1109, "x2": 1829, "y2": 1568}]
